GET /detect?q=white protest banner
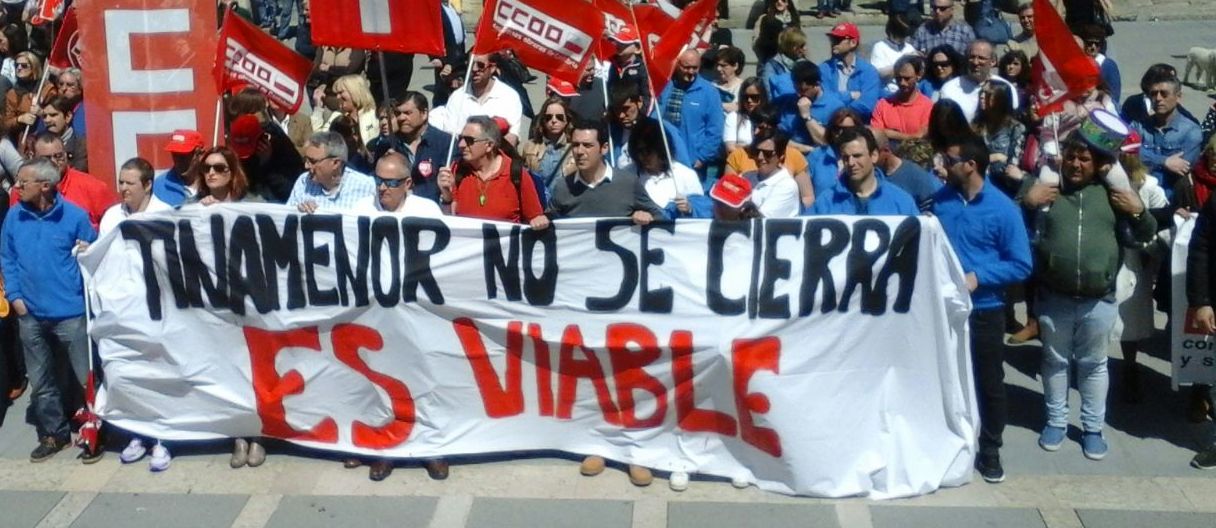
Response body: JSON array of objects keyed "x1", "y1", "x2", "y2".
[
  {"x1": 1171, "y1": 215, "x2": 1216, "y2": 387},
  {"x1": 80, "y1": 206, "x2": 977, "y2": 499}
]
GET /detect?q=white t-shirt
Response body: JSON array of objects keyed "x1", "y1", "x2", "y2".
[
  {"x1": 98, "y1": 196, "x2": 173, "y2": 237},
  {"x1": 352, "y1": 194, "x2": 444, "y2": 217},
  {"x1": 723, "y1": 112, "x2": 753, "y2": 147},
  {"x1": 745, "y1": 168, "x2": 801, "y2": 218},
  {"x1": 869, "y1": 39, "x2": 918, "y2": 94},
  {"x1": 430, "y1": 78, "x2": 524, "y2": 137},
  {"x1": 641, "y1": 162, "x2": 703, "y2": 209},
  {"x1": 939, "y1": 74, "x2": 1019, "y2": 122}
]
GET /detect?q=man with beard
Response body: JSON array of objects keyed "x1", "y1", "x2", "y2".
[
  {"x1": 870, "y1": 55, "x2": 932, "y2": 141},
  {"x1": 940, "y1": 39, "x2": 1018, "y2": 122},
  {"x1": 152, "y1": 129, "x2": 205, "y2": 206}
]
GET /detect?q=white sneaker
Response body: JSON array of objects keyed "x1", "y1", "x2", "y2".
[
  {"x1": 119, "y1": 439, "x2": 146, "y2": 464},
  {"x1": 669, "y1": 471, "x2": 689, "y2": 492},
  {"x1": 731, "y1": 476, "x2": 750, "y2": 489},
  {"x1": 149, "y1": 443, "x2": 171, "y2": 472}
]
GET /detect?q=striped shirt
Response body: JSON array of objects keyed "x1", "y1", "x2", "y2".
[{"x1": 285, "y1": 167, "x2": 377, "y2": 212}]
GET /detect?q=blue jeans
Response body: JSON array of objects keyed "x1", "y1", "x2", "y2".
[
  {"x1": 817, "y1": 0, "x2": 836, "y2": 12},
  {"x1": 19, "y1": 315, "x2": 88, "y2": 440},
  {"x1": 1038, "y1": 291, "x2": 1117, "y2": 433}
]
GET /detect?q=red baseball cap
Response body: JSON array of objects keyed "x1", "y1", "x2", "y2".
[
  {"x1": 491, "y1": 116, "x2": 510, "y2": 137},
  {"x1": 228, "y1": 115, "x2": 263, "y2": 160},
  {"x1": 165, "y1": 129, "x2": 204, "y2": 154},
  {"x1": 826, "y1": 22, "x2": 860, "y2": 40},
  {"x1": 609, "y1": 25, "x2": 640, "y2": 45},
  {"x1": 1120, "y1": 129, "x2": 1142, "y2": 155},
  {"x1": 547, "y1": 77, "x2": 578, "y2": 98},
  {"x1": 710, "y1": 173, "x2": 753, "y2": 209}
]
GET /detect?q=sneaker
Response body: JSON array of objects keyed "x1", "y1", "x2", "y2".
[
  {"x1": 1038, "y1": 426, "x2": 1066, "y2": 452},
  {"x1": 1191, "y1": 446, "x2": 1216, "y2": 469},
  {"x1": 230, "y1": 438, "x2": 249, "y2": 468},
  {"x1": 1081, "y1": 432, "x2": 1108, "y2": 460},
  {"x1": 579, "y1": 455, "x2": 605, "y2": 476},
  {"x1": 628, "y1": 464, "x2": 653, "y2": 487},
  {"x1": 975, "y1": 453, "x2": 1005, "y2": 483},
  {"x1": 669, "y1": 471, "x2": 689, "y2": 492},
  {"x1": 120, "y1": 439, "x2": 147, "y2": 464},
  {"x1": 730, "y1": 476, "x2": 750, "y2": 489},
  {"x1": 30, "y1": 437, "x2": 68, "y2": 463},
  {"x1": 149, "y1": 443, "x2": 171, "y2": 472}
]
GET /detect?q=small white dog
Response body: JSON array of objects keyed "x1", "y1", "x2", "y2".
[{"x1": 1183, "y1": 46, "x2": 1216, "y2": 90}]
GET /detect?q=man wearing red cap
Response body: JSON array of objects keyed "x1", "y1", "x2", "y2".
[
  {"x1": 228, "y1": 114, "x2": 304, "y2": 203},
  {"x1": 819, "y1": 22, "x2": 882, "y2": 121},
  {"x1": 152, "y1": 129, "x2": 205, "y2": 207}
]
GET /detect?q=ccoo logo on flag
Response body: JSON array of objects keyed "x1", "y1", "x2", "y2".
[{"x1": 492, "y1": 0, "x2": 593, "y2": 66}]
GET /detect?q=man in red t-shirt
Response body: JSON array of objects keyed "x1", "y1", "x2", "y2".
[
  {"x1": 437, "y1": 115, "x2": 548, "y2": 229},
  {"x1": 9, "y1": 134, "x2": 116, "y2": 229},
  {"x1": 870, "y1": 55, "x2": 934, "y2": 142}
]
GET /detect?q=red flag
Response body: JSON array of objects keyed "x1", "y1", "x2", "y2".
[
  {"x1": 31, "y1": 0, "x2": 64, "y2": 25},
  {"x1": 47, "y1": 6, "x2": 80, "y2": 69},
  {"x1": 594, "y1": 0, "x2": 634, "y2": 61},
  {"x1": 637, "y1": 0, "x2": 717, "y2": 98},
  {"x1": 310, "y1": 0, "x2": 445, "y2": 55},
  {"x1": 474, "y1": 0, "x2": 604, "y2": 86},
  {"x1": 215, "y1": 10, "x2": 313, "y2": 113},
  {"x1": 1030, "y1": 0, "x2": 1098, "y2": 115},
  {"x1": 631, "y1": 3, "x2": 673, "y2": 66}
]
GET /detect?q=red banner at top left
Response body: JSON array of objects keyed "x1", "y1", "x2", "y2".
[{"x1": 310, "y1": 0, "x2": 445, "y2": 55}]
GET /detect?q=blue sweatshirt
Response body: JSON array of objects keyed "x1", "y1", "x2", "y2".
[
  {"x1": 818, "y1": 57, "x2": 883, "y2": 121},
  {"x1": 658, "y1": 76, "x2": 726, "y2": 167},
  {"x1": 931, "y1": 180, "x2": 1032, "y2": 311},
  {"x1": 1, "y1": 197, "x2": 97, "y2": 320},
  {"x1": 807, "y1": 169, "x2": 919, "y2": 216}
]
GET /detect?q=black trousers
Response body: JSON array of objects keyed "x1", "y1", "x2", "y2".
[{"x1": 971, "y1": 307, "x2": 1007, "y2": 455}]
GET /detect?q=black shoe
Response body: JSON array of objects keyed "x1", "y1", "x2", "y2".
[
  {"x1": 78, "y1": 445, "x2": 104, "y2": 465},
  {"x1": 30, "y1": 437, "x2": 68, "y2": 463},
  {"x1": 1192, "y1": 447, "x2": 1216, "y2": 469},
  {"x1": 976, "y1": 453, "x2": 1005, "y2": 483},
  {"x1": 368, "y1": 460, "x2": 393, "y2": 481},
  {"x1": 424, "y1": 459, "x2": 449, "y2": 480}
]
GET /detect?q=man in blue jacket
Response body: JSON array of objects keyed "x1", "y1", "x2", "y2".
[
  {"x1": 609, "y1": 82, "x2": 692, "y2": 170},
  {"x1": 659, "y1": 50, "x2": 725, "y2": 185},
  {"x1": 808, "y1": 127, "x2": 917, "y2": 215},
  {"x1": 777, "y1": 62, "x2": 846, "y2": 155},
  {"x1": 819, "y1": 23, "x2": 882, "y2": 122},
  {"x1": 933, "y1": 137, "x2": 1032, "y2": 484},
  {"x1": 1, "y1": 158, "x2": 97, "y2": 463}
]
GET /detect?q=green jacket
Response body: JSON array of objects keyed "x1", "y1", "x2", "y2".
[{"x1": 1030, "y1": 180, "x2": 1157, "y2": 298}]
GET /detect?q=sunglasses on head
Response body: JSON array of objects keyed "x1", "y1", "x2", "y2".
[{"x1": 375, "y1": 176, "x2": 408, "y2": 188}]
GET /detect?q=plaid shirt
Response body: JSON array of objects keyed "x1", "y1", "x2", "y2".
[
  {"x1": 285, "y1": 166, "x2": 377, "y2": 212},
  {"x1": 910, "y1": 20, "x2": 975, "y2": 56}
]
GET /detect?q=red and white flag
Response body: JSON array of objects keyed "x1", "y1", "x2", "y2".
[
  {"x1": 637, "y1": 0, "x2": 717, "y2": 97},
  {"x1": 474, "y1": 0, "x2": 603, "y2": 86},
  {"x1": 215, "y1": 9, "x2": 313, "y2": 113},
  {"x1": 631, "y1": 3, "x2": 673, "y2": 66},
  {"x1": 310, "y1": 0, "x2": 445, "y2": 55},
  {"x1": 1030, "y1": 0, "x2": 1098, "y2": 115},
  {"x1": 31, "y1": 0, "x2": 64, "y2": 25},
  {"x1": 47, "y1": 6, "x2": 80, "y2": 69}
]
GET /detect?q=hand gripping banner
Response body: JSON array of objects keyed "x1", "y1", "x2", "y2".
[{"x1": 81, "y1": 207, "x2": 978, "y2": 499}]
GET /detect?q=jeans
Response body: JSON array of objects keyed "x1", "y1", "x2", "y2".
[
  {"x1": 817, "y1": 0, "x2": 836, "y2": 12},
  {"x1": 971, "y1": 308, "x2": 1007, "y2": 455},
  {"x1": 1038, "y1": 291, "x2": 1117, "y2": 433},
  {"x1": 274, "y1": 0, "x2": 298, "y2": 37},
  {"x1": 19, "y1": 315, "x2": 88, "y2": 440}
]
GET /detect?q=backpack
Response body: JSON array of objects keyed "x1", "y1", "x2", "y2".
[{"x1": 455, "y1": 156, "x2": 547, "y2": 212}]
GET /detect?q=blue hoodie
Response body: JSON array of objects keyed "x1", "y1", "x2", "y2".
[
  {"x1": 1, "y1": 197, "x2": 97, "y2": 320},
  {"x1": 818, "y1": 57, "x2": 883, "y2": 121},
  {"x1": 931, "y1": 179, "x2": 1032, "y2": 311}
]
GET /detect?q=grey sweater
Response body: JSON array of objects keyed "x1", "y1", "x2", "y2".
[{"x1": 546, "y1": 165, "x2": 665, "y2": 220}]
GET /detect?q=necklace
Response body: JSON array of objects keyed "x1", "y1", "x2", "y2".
[{"x1": 476, "y1": 175, "x2": 490, "y2": 206}]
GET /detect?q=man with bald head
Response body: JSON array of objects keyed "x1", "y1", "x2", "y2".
[
  {"x1": 939, "y1": 39, "x2": 1018, "y2": 122},
  {"x1": 354, "y1": 153, "x2": 443, "y2": 216},
  {"x1": 659, "y1": 49, "x2": 725, "y2": 187}
]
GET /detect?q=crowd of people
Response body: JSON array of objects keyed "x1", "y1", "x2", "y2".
[{"x1": 1, "y1": 0, "x2": 1215, "y2": 493}]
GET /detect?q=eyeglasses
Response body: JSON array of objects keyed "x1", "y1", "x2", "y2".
[
  {"x1": 1083, "y1": 40, "x2": 1102, "y2": 47},
  {"x1": 458, "y1": 135, "x2": 488, "y2": 145},
  {"x1": 471, "y1": 61, "x2": 490, "y2": 71},
  {"x1": 203, "y1": 163, "x2": 230, "y2": 174},
  {"x1": 943, "y1": 154, "x2": 968, "y2": 167},
  {"x1": 14, "y1": 63, "x2": 29, "y2": 70},
  {"x1": 304, "y1": 155, "x2": 335, "y2": 165},
  {"x1": 751, "y1": 147, "x2": 778, "y2": 159},
  {"x1": 543, "y1": 113, "x2": 567, "y2": 122},
  {"x1": 375, "y1": 176, "x2": 408, "y2": 188}
]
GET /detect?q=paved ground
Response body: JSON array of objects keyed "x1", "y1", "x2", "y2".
[{"x1": 4, "y1": 18, "x2": 1216, "y2": 528}]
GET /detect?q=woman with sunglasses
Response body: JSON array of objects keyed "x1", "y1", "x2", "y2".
[
  {"x1": 724, "y1": 77, "x2": 767, "y2": 154},
  {"x1": 0, "y1": 24, "x2": 27, "y2": 87},
  {"x1": 522, "y1": 96, "x2": 575, "y2": 191},
  {"x1": 193, "y1": 147, "x2": 258, "y2": 205},
  {"x1": 923, "y1": 45, "x2": 964, "y2": 100},
  {"x1": 4, "y1": 51, "x2": 54, "y2": 143}
]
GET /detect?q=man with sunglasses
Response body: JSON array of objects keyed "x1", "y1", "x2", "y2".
[
  {"x1": 6, "y1": 134, "x2": 115, "y2": 230},
  {"x1": 286, "y1": 131, "x2": 377, "y2": 213},
  {"x1": 1077, "y1": 24, "x2": 1121, "y2": 107},
  {"x1": 1130, "y1": 77, "x2": 1202, "y2": 202},
  {"x1": 152, "y1": 129, "x2": 205, "y2": 207},
  {"x1": 910, "y1": 0, "x2": 975, "y2": 56},
  {"x1": 430, "y1": 53, "x2": 524, "y2": 144},
  {"x1": 932, "y1": 137, "x2": 1031, "y2": 483},
  {"x1": 353, "y1": 153, "x2": 442, "y2": 217}
]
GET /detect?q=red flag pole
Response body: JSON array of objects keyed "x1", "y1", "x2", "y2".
[{"x1": 626, "y1": 5, "x2": 673, "y2": 171}]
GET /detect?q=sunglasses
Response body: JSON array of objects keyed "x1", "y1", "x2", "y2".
[
  {"x1": 743, "y1": 93, "x2": 762, "y2": 101},
  {"x1": 15, "y1": 63, "x2": 29, "y2": 69},
  {"x1": 203, "y1": 163, "x2": 230, "y2": 174},
  {"x1": 471, "y1": 61, "x2": 490, "y2": 71},
  {"x1": 932, "y1": 61, "x2": 952, "y2": 68},
  {"x1": 458, "y1": 135, "x2": 488, "y2": 145},
  {"x1": 943, "y1": 154, "x2": 968, "y2": 167},
  {"x1": 375, "y1": 176, "x2": 408, "y2": 188},
  {"x1": 751, "y1": 147, "x2": 778, "y2": 159},
  {"x1": 543, "y1": 113, "x2": 567, "y2": 122}
]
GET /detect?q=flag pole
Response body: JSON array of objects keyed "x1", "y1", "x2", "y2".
[
  {"x1": 20, "y1": 63, "x2": 53, "y2": 146},
  {"x1": 600, "y1": 73, "x2": 614, "y2": 165},
  {"x1": 626, "y1": 6, "x2": 674, "y2": 171},
  {"x1": 443, "y1": 56, "x2": 476, "y2": 166},
  {"x1": 376, "y1": 51, "x2": 392, "y2": 108},
  {"x1": 213, "y1": 96, "x2": 223, "y2": 145}
]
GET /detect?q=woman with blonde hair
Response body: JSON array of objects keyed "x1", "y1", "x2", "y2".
[
  {"x1": 522, "y1": 96, "x2": 574, "y2": 191},
  {"x1": 313, "y1": 74, "x2": 378, "y2": 147},
  {"x1": 5, "y1": 51, "x2": 54, "y2": 142}
]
